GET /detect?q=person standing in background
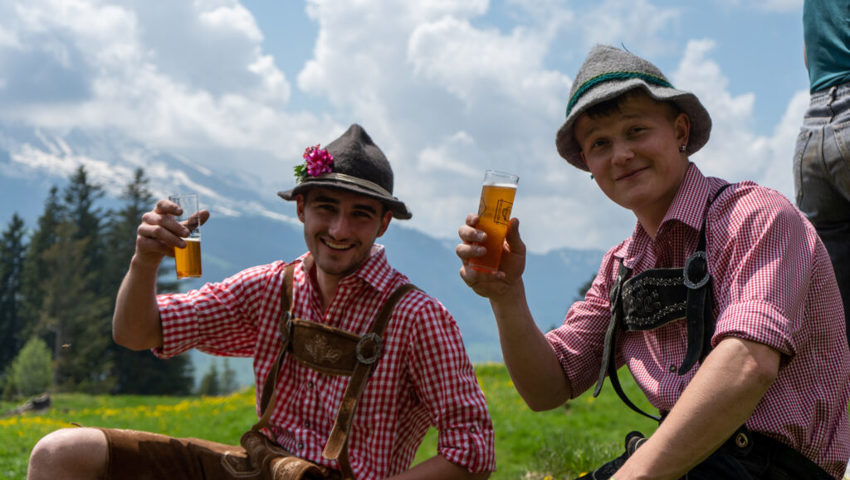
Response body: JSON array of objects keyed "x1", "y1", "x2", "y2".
[{"x1": 794, "y1": 0, "x2": 850, "y2": 343}]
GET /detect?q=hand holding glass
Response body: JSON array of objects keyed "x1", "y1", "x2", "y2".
[
  {"x1": 169, "y1": 193, "x2": 202, "y2": 279},
  {"x1": 469, "y1": 170, "x2": 519, "y2": 273}
]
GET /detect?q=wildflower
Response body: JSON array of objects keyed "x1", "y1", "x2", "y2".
[{"x1": 294, "y1": 144, "x2": 334, "y2": 183}]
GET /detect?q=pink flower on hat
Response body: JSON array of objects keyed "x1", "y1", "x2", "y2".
[{"x1": 294, "y1": 144, "x2": 334, "y2": 182}]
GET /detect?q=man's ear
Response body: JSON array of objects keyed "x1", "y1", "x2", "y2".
[
  {"x1": 674, "y1": 112, "x2": 691, "y2": 147},
  {"x1": 376, "y1": 210, "x2": 393, "y2": 238},
  {"x1": 295, "y1": 194, "x2": 306, "y2": 223}
]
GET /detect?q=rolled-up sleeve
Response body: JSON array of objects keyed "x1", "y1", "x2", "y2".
[
  {"x1": 154, "y1": 263, "x2": 282, "y2": 359},
  {"x1": 407, "y1": 297, "x2": 496, "y2": 473},
  {"x1": 710, "y1": 189, "x2": 813, "y2": 357}
]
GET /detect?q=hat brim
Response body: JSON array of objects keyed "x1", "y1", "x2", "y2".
[
  {"x1": 555, "y1": 80, "x2": 712, "y2": 171},
  {"x1": 278, "y1": 178, "x2": 412, "y2": 220}
]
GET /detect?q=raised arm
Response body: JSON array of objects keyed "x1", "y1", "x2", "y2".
[
  {"x1": 112, "y1": 199, "x2": 209, "y2": 351},
  {"x1": 456, "y1": 215, "x2": 572, "y2": 410}
]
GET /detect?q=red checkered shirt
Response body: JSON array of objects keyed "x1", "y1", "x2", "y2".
[
  {"x1": 155, "y1": 246, "x2": 496, "y2": 478},
  {"x1": 546, "y1": 164, "x2": 850, "y2": 478}
]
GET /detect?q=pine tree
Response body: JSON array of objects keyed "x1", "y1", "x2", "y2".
[
  {"x1": 0, "y1": 214, "x2": 28, "y2": 380},
  {"x1": 106, "y1": 168, "x2": 193, "y2": 395},
  {"x1": 220, "y1": 358, "x2": 238, "y2": 395},
  {"x1": 62, "y1": 166, "x2": 105, "y2": 292},
  {"x1": 18, "y1": 187, "x2": 63, "y2": 343},
  {"x1": 197, "y1": 361, "x2": 221, "y2": 396},
  {"x1": 38, "y1": 221, "x2": 113, "y2": 392}
]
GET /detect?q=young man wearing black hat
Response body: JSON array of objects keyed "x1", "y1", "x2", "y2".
[
  {"x1": 29, "y1": 124, "x2": 495, "y2": 480},
  {"x1": 457, "y1": 45, "x2": 850, "y2": 479}
]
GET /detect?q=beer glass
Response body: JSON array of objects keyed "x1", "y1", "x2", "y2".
[
  {"x1": 169, "y1": 193, "x2": 202, "y2": 279},
  {"x1": 469, "y1": 170, "x2": 519, "y2": 273}
]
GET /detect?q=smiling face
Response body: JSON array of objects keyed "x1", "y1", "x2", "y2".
[
  {"x1": 575, "y1": 90, "x2": 691, "y2": 235},
  {"x1": 296, "y1": 187, "x2": 392, "y2": 285}
]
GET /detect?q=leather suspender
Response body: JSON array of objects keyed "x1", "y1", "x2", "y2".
[
  {"x1": 593, "y1": 183, "x2": 733, "y2": 422},
  {"x1": 253, "y1": 264, "x2": 418, "y2": 479}
]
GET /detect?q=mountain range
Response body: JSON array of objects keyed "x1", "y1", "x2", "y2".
[{"x1": 0, "y1": 127, "x2": 604, "y2": 385}]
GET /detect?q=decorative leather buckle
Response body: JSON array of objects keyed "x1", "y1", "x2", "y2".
[
  {"x1": 683, "y1": 251, "x2": 710, "y2": 289},
  {"x1": 355, "y1": 333, "x2": 382, "y2": 365}
]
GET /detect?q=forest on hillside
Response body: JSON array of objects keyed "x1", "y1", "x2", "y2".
[{"x1": 0, "y1": 166, "x2": 217, "y2": 400}]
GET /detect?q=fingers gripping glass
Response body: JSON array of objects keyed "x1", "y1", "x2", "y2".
[
  {"x1": 469, "y1": 170, "x2": 519, "y2": 273},
  {"x1": 169, "y1": 193, "x2": 202, "y2": 279}
]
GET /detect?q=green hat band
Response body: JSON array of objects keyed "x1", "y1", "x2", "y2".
[{"x1": 566, "y1": 71, "x2": 674, "y2": 117}]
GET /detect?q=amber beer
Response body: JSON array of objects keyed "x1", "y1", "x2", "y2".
[
  {"x1": 175, "y1": 237, "x2": 202, "y2": 278},
  {"x1": 469, "y1": 170, "x2": 519, "y2": 273},
  {"x1": 169, "y1": 193, "x2": 202, "y2": 279}
]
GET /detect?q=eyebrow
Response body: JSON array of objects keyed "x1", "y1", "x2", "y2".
[
  {"x1": 312, "y1": 194, "x2": 379, "y2": 214},
  {"x1": 579, "y1": 111, "x2": 647, "y2": 140}
]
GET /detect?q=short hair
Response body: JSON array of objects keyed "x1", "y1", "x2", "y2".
[{"x1": 583, "y1": 88, "x2": 682, "y2": 121}]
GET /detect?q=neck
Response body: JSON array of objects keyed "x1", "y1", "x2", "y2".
[{"x1": 311, "y1": 266, "x2": 340, "y2": 312}]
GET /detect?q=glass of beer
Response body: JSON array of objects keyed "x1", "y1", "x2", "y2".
[
  {"x1": 169, "y1": 193, "x2": 202, "y2": 279},
  {"x1": 469, "y1": 170, "x2": 519, "y2": 273}
]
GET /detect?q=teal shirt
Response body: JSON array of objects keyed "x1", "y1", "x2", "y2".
[{"x1": 804, "y1": 0, "x2": 850, "y2": 92}]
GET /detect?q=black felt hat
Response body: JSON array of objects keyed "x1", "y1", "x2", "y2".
[{"x1": 278, "y1": 124, "x2": 412, "y2": 220}]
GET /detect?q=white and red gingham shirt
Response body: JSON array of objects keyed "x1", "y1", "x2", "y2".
[
  {"x1": 155, "y1": 246, "x2": 496, "y2": 479},
  {"x1": 547, "y1": 163, "x2": 850, "y2": 478}
]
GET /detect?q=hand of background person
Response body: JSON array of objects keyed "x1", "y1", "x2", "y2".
[
  {"x1": 135, "y1": 199, "x2": 210, "y2": 267},
  {"x1": 456, "y1": 215, "x2": 526, "y2": 298}
]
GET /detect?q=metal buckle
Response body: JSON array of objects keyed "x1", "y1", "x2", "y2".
[
  {"x1": 734, "y1": 431, "x2": 749, "y2": 448},
  {"x1": 683, "y1": 251, "x2": 710, "y2": 289},
  {"x1": 355, "y1": 333, "x2": 382, "y2": 365}
]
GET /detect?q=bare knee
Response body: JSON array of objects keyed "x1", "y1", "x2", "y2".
[{"x1": 28, "y1": 427, "x2": 108, "y2": 480}]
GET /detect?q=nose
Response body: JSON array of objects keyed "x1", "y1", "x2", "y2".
[
  {"x1": 611, "y1": 139, "x2": 634, "y2": 165},
  {"x1": 328, "y1": 213, "x2": 351, "y2": 239}
]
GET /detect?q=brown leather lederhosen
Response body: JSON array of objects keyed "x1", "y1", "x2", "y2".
[{"x1": 235, "y1": 264, "x2": 418, "y2": 480}]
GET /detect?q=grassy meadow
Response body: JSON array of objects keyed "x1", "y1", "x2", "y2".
[{"x1": 1, "y1": 363, "x2": 657, "y2": 479}]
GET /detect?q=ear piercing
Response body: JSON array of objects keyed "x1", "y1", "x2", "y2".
[{"x1": 679, "y1": 144, "x2": 687, "y2": 152}]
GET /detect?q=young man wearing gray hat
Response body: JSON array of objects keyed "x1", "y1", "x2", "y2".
[
  {"x1": 29, "y1": 124, "x2": 495, "y2": 480},
  {"x1": 457, "y1": 45, "x2": 850, "y2": 479}
]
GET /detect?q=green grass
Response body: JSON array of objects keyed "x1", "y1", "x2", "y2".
[{"x1": 2, "y1": 364, "x2": 657, "y2": 479}]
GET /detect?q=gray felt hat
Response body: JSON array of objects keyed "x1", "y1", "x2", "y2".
[
  {"x1": 278, "y1": 124, "x2": 412, "y2": 220},
  {"x1": 555, "y1": 45, "x2": 712, "y2": 171}
]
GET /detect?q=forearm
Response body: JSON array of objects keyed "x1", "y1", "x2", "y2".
[
  {"x1": 112, "y1": 254, "x2": 164, "y2": 350},
  {"x1": 615, "y1": 337, "x2": 780, "y2": 480},
  {"x1": 490, "y1": 281, "x2": 571, "y2": 410},
  {"x1": 388, "y1": 455, "x2": 489, "y2": 480}
]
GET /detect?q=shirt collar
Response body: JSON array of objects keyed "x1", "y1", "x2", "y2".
[
  {"x1": 298, "y1": 243, "x2": 394, "y2": 293},
  {"x1": 615, "y1": 163, "x2": 711, "y2": 266}
]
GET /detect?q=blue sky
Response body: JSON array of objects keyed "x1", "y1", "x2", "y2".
[{"x1": 0, "y1": 0, "x2": 809, "y2": 253}]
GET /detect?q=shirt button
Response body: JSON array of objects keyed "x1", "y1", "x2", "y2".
[
  {"x1": 669, "y1": 364, "x2": 677, "y2": 373},
  {"x1": 469, "y1": 426, "x2": 477, "y2": 433},
  {"x1": 304, "y1": 421, "x2": 311, "y2": 429},
  {"x1": 307, "y1": 381, "x2": 314, "y2": 389},
  {"x1": 297, "y1": 442, "x2": 304, "y2": 449}
]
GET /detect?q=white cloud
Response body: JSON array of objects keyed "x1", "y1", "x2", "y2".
[
  {"x1": 0, "y1": 0, "x2": 296, "y2": 156},
  {"x1": 0, "y1": 0, "x2": 808, "y2": 255},
  {"x1": 576, "y1": 0, "x2": 682, "y2": 56},
  {"x1": 672, "y1": 39, "x2": 804, "y2": 205}
]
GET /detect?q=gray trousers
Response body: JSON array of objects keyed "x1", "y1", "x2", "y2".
[{"x1": 794, "y1": 81, "x2": 850, "y2": 344}]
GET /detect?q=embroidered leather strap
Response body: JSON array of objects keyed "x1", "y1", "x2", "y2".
[
  {"x1": 254, "y1": 263, "x2": 418, "y2": 479},
  {"x1": 254, "y1": 264, "x2": 297, "y2": 431},
  {"x1": 595, "y1": 260, "x2": 661, "y2": 422},
  {"x1": 593, "y1": 183, "x2": 733, "y2": 422},
  {"x1": 322, "y1": 282, "x2": 418, "y2": 474}
]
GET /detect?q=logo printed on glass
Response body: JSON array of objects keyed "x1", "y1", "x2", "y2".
[{"x1": 494, "y1": 199, "x2": 512, "y2": 225}]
